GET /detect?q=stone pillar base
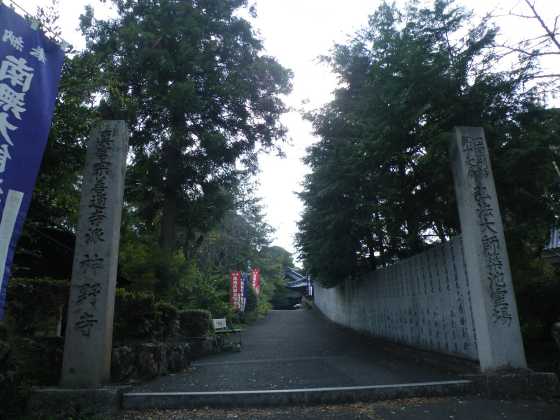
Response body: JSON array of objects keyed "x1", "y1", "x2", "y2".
[{"x1": 26, "y1": 386, "x2": 131, "y2": 419}]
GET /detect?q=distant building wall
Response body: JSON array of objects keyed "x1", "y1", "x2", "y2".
[{"x1": 314, "y1": 235, "x2": 479, "y2": 361}]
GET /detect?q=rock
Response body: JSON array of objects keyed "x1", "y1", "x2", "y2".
[
  {"x1": 172, "y1": 319, "x2": 181, "y2": 338},
  {"x1": 166, "y1": 344, "x2": 183, "y2": 372},
  {"x1": 137, "y1": 344, "x2": 158, "y2": 378},
  {"x1": 137, "y1": 343, "x2": 162, "y2": 378},
  {"x1": 182, "y1": 342, "x2": 192, "y2": 365},
  {"x1": 166, "y1": 343, "x2": 191, "y2": 372},
  {"x1": 188, "y1": 337, "x2": 215, "y2": 358},
  {"x1": 552, "y1": 322, "x2": 560, "y2": 352},
  {"x1": 111, "y1": 345, "x2": 136, "y2": 382},
  {"x1": 156, "y1": 343, "x2": 167, "y2": 375}
]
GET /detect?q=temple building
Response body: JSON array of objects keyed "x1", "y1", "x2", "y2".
[
  {"x1": 271, "y1": 268, "x2": 313, "y2": 309},
  {"x1": 544, "y1": 227, "x2": 560, "y2": 265}
]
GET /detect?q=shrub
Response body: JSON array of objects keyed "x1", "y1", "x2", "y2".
[
  {"x1": 179, "y1": 309, "x2": 213, "y2": 338},
  {"x1": 169, "y1": 268, "x2": 232, "y2": 318},
  {"x1": 0, "y1": 335, "x2": 64, "y2": 419},
  {"x1": 245, "y1": 286, "x2": 258, "y2": 313},
  {"x1": 3, "y1": 278, "x2": 68, "y2": 418},
  {"x1": 515, "y1": 260, "x2": 560, "y2": 342},
  {"x1": 6, "y1": 277, "x2": 68, "y2": 336},
  {"x1": 0, "y1": 321, "x2": 7, "y2": 340},
  {"x1": 11, "y1": 337, "x2": 63, "y2": 385},
  {"x1": 257, "y1": 298, "x2": 272, "y2": 317},
  {"x1": 113, "y1": 289, "x2": 156, "y2": 341},
  {"x1": 155, "y1": 301, "x2": 179, "y2": 340}
]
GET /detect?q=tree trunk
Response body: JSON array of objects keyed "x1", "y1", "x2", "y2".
[
  {"x1": 160, "y1": 190, "x2": 178, "y2": 251},
  {"x1": 159, "y1": 120, "x2": 184, "y2": 252},
  {"x1": 157, "y1": 122, "x2": 184, "y2": 294}
]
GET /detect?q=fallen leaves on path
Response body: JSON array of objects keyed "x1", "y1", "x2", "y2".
[{"x1": 116, "y1": 397, "x2": 449, "y2": 420}]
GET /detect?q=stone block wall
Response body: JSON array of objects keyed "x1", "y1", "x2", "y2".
[
  {"x1": 315, "y1": 236, "x2": 479, "y2": 361},
  {"x1": 111, "y1": 341, "x2": 192, "y2": 382}
]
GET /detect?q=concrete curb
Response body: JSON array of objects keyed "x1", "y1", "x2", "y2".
[
  {"x1": 27, "y1": 386, "x2": 132, "y2": 419},
  {"x1": 122, "y1": 380, "x2": 474, "y2": 410},
  {"x1": 465, "y1": 371, "x2": 560, "y2": 399}
]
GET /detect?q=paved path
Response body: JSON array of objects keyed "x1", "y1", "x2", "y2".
[{"x1": 132, "y1": 309, "x2": 458, "y2": 392}]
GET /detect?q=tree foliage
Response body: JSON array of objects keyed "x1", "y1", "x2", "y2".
[
  {"x1": 297, "y1": 0, "x2": 560, "y2": 287},
  {"x1": 79, "y1": 0, "x2": 292, "y2": 262},
  {"x1": 13, "y1": 2, "x2": 101, "y2": 278},
  {"x1": 18, "y1": 0, "x2": 293, "y2": 295}
]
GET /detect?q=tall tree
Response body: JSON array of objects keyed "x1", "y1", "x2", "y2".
[
  {"x1": 79, "y1": 0, "x2": 292, "y2": 291},
  {"x1": 297, "y1": 0, "x2": 559, "y2": 287}
]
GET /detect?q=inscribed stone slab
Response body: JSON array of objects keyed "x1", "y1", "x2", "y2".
[
  {"x1": 61, "y1": 120, "x2": 128, "y2": 388},
  {"x1": 450, "y1": 126, "x2": 526, "y2": 371}
]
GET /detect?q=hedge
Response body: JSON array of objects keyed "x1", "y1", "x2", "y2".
[
  {"x1": 113, "y1": 289, "x2": 156, "y2": 341},
  {"x1": 113, "y1": 291, "x2": 216, "y2": 341},
  {"x1": 179, "y1": 309, "x2": 213, "y2": 338},
  {"x1": 6, "y1": 280, "x2": 214, "y2": 341}
]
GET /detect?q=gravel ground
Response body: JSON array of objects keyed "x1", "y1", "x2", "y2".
[{"x1": 116, "y1": 397, "x2": 560, "y2": 420}]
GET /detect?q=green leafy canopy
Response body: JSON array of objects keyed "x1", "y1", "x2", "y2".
[{"x1": 297, "y1": 0, "x2": 560, "y2": 287}]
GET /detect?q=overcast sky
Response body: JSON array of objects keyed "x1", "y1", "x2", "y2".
[{"x1": 18, "y1": 0, "x2": 560, "y2": 257}]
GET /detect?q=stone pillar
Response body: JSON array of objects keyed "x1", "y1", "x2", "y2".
[
  {"x1": 450, "y1": 126, "x2": 526, "y2": 371},
  {"x1": 61, "y1": 121, "x2": 128, "y2": 388}
]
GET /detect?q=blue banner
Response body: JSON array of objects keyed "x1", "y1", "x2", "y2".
[
  {"x1": 0, "y1": 5, "x2": 64, "y2": 318},
  {"x1": 241, "y1": 272, "x2": 250, "y2": 312}
]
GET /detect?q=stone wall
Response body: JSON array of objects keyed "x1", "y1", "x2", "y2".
[
  {"x1": 314, "y1": 236, "x2": 479, "y2": 361},
  {"x1": 111, "y1": 341, "x2": 191, "y2": 382},
  {"x1": 111, "y1": 336, "x2": 225, "y2": 382}
]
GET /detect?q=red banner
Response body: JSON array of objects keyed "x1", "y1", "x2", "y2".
[
  {"x1": 251, "y1": 267, "x2": 261, "y2": 295},
  {"x1": 230, "y1": 271, "x2": 242, "y2": 310}
]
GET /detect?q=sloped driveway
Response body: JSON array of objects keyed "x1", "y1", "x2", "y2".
[{"x1": 131, "y1": 309, "x2": 457, "y2": 392}]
